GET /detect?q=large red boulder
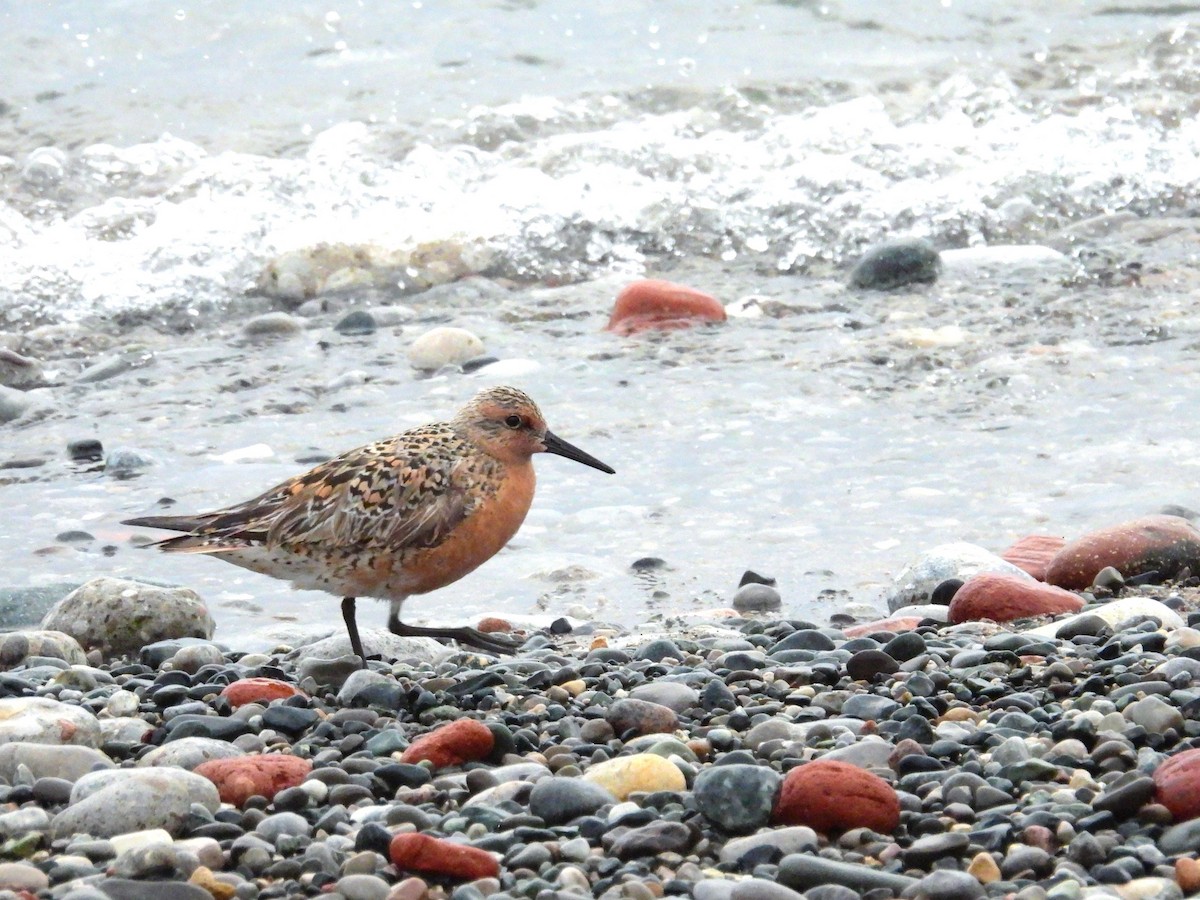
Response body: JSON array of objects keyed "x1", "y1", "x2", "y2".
[
  {"x1": 1001, "y1": 535, "x2": 1067, "y2": 581},
  {"x1": 606, "y1": 279, "x2": 725, "y2": 335},
  {"x1": 1045, "y1": 515, "x2": 1200, "y2": 590},
  {"x1": 399, "y1": 719, "x2": 493, "y2": 769},
  {"x1": 947, "y1": 573, "x2": 1083, "y2": 624},
  {"x1": 772, "y1": 760, "x2": 900, "y2": 835},
  {"x1": 194, "y1": 755, "x2": 311, "y2": 807}
]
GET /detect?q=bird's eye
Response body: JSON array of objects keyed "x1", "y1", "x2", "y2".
[{"x1": 504, "y1": 415, "x2": 523, "y2": 429}]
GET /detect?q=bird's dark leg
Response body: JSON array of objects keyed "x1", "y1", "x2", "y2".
[
  {"x1": 386, "y1": 609, "x2": 518, "y2": 655},
  {"x1": 341, "y1": 597, "x2": 367, "y2": 668}
]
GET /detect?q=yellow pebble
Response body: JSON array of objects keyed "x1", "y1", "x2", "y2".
[
  {"x1": 582, "y1": 753, "x2": 685, "y2": 801},
  {"x1": 967, "y1": 852, "x2": 1001, "y2": 884},
  {"x1": 189, "y1": 866, "x2": 236, "y2": 900}
]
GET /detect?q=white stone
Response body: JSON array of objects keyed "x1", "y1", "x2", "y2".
[
  {"x1": 1022, "y1": 597, "x2": 1185, "y2": 639},
  {"x1": 109, "y1": 828, "x2": 174, "y2": 856},
  {"x1": 0, "y1": 697, "x2": 100, "y2": 747},
  {"x1": 137, "y1": 737, "x2": 246, "y2": 770},
  {"x1": 885, "y1": 542, "x2": 1034, "y2": 612},
  {"x1": 407, "y1": 326, "x2": 485, "y2": 370},
  {"x1": 53, "y1": 768, "x2": 220, "y2": 839},
  {"x1": 0, "y1": 743, "x2": 113, "y2": 781}
]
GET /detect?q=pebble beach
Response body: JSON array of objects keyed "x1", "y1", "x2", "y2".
[
  {"x1": 4, "y1": 533, "x2": 1200, "y2": 900},
  {"x1": 9, "y1": 2, "x2": 1200, "y2": 899}
]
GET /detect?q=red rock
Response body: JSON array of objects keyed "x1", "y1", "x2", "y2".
[
  {"x1": 476, "y1": 617, "x2": 512, "y2": 634},
  {"x1": 1045, "y1": 515, "x2": 1200, "y2": 590},
  {"x1": 843, "y1": 616, "x2": 923, "y2": 638},
  {"x1": 400, "y1": 719, "x2": 493, "y2": 769},
  {"x1": 1155, "y1": 748, "x2": 1200, "y2": 820},
  {"x1": 605, "y1": 279, "x2": 725, "y2": 335},
  {"x1": 194, "y1": 754, "x2": 312, "y2": 807},
  {"x1": 772, "y1": 760, "x2": 900, "y2": 834},
  {"x1": 1001, "y1": 534, "x2": 1066, "y2": 581},
  {"x1": 220, "y1": 678, "x2": 305, "y2": 708},
  {"x1": 947, "y1": 573, "x2": 1083, "y2": 625},
  {"x1": 389, "y1": 833, "x2": 500, "y2": 880}
]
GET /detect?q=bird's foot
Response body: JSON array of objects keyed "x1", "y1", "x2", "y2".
[{"x1": 388, "y1": 620, "x2": 521, "y2": 655}]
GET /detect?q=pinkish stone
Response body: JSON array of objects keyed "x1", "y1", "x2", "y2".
[
  {"x1": 606, "y1": 279, "x2": 725, "y2": 335},
  {"x1": 389, "y1": 833, "x2": 500, "y2": 880},
  {"x1": 843, "y1": 616, "x2": 924, "y2": 638},
  {"x1": 400, "y1": 719, "x2": 493, "y2": 769},
  {"x1": 220, "y1": 678, "x2": 305, "y2": 708},
  {"x1": 947, "y1": 573, "x2": 1083, "y2": 625},
  {"x1": 1155, "y1": 748, "x2": 1200, "y2": 821},
  {"x1": 1001, "y1": 534, "x2": 1067, "y2": 581},
  {"x1": 194, "y1": 755, "x2": 311, "y2": 807}
]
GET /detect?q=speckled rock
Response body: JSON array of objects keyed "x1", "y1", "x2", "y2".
[
  {"x1": 773, "y1": 760, "x2": 900, "y2": 835},
  {"x1": 41, "y1": 577, "x2": 214, "y2": 659},
  {"x1": 0, "y1": 629, "x2": 87, "y2": 669},
  {"x1": 52, "y1": 768, "x2": 219, "y2": 839},
  {"x1": 582, "y1": 753, "x2": 687, "y2": 801},
  {"x1": 0, "y1": 696, "x2": 101, "y2": 747},
  {"x1": 400, "y1": 719, "x2": 493, "y2": 769},
  {"x1": 606, "y1": 698, "x2": 678, "y2": 736},
  {"x1": 1046, "y1": 515, "x2": 1200, "y2": 589},
  {"x1": 947, "y1": 573, "x2": 1084, "y2": 624},
  {"x1": 694, "y1": 764, "x2": 782, "y2": 833}
]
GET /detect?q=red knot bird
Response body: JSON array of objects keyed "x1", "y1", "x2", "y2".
[{"x1": 123, "y1": 386, "x2": 614, "y2": 662}]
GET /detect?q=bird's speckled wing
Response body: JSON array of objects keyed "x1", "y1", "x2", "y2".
[{"x1": 152, "y1": 426, "x2": 484, "y2": 554}]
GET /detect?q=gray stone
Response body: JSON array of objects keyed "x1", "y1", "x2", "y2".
[
  {"x1": 0, "y1": 743, "x2": 113, "y2": 782},
  {"x1": 823, "y1": 737, "x2": 896, "y2": 769},
  {"x1": 778, "y1": 854, "x2": 918, "y2": 893},
  {"x1": 92, "y1": 878, "x2": 211, "y2": 899},
  {"x1": 731, "y1": 879, "x2": 808, "y2": 900},
  {"x1": 104, "y1": 449, "x2": 153, "y2": 478},
  {"x1": 629, "y1": 681, "x2": 699, "y2": 712},
  {"x1": 0, "y1": 385, "x2": 31, "y2": 423},
  {"x1": 335, "y1": 874, "x2": 390, "y2": 900},
  {"x1": 732, "y1": 583, "x2": 782, "y2": 613},
  {"x1": 693, "y1": 764, "x2": 780, "y2": 833},
  {"x1": 1124, "y1": 695, "x2": 1185, "y2": 733},
  {"x1": 841, "y1": 694, "x2": 900, "y2": 721},
  {"x1": 138, "y1": 737, "x2": 247, "y2": 770},
  {"x1": 0, "y1": 628, "x2": 87, "y2": 669},
  {"x1": 529, "y1": 776, "x2": 616, "y2": 826},
  {"x1": 911, "y1": 869, "x2": 986, "y2": 900},
  {"x1": 609, "y1": 820, "x2": 693, "y2": 859},
  {"x1": 53, "y1": 768, "x2": 219, "y2": 839},
  {"x1": 719, "y1": 827, "x2": 819, "y2": 865},
  {"x1": 848, "y1": 237, "x2": 941, "y2": 290},
  {"x1": 41, "y1": 577, "x2": 214, "y2": 659}
]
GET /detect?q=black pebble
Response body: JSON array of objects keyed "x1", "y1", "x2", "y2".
[
  {"x1": 848, "y1": 237, "x2": 941, "y2": 290},
  {"x1": 333, "y1": 309, "x2": 377, "y2": 335},
  {"x1": 739, "y1": 570, "x2": 776, "y2": 587},
  {"x1": 67, "y1": 439, "x2": 104, "y2": 462},
  {"x1": 930, "y1": 578, "x2": 964, "y2": 605}
]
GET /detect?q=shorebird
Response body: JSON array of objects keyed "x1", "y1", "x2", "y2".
[{"x1": 123, "y1": 386, "x2": 614, "y2": 663}]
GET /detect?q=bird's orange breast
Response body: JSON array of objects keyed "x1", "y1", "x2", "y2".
[{"x1": 400, "y1": 460, "x2": 536, "y2": 596}]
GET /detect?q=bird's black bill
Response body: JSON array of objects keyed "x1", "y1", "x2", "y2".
[{"x1": 542, "y1": 430, "x2": 615, "y2": 474}]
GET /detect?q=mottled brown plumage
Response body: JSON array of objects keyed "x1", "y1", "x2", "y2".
[{"x1": 124, "y1": 386, "x2": 614, "y2": 662}]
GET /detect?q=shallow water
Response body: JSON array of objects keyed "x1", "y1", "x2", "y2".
[{"x1": 3, "y1": 2, "x2": 1200, "y2": 649}]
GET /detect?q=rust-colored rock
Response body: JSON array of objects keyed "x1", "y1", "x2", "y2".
[
  {"x1": 1155, "y1": 748, "x2": 1200, "y2": 821},
  {"x1": 772, "y1": 760, "x2": 900, "y2": 835},
  {"x1": 947, "y1": 573, "x2": 1084, "y2": 625},
  {"x1": 389, "y1": 833, "x2": 500, "y2": 880},
  {"x1": 400, "y1": 719, "x2": 493, "y2": 769},
  {"x1": 476, "y1": 617, "x2": 512, "y2": 634},
  {"x1": 1176, "y1": 857, "x2": 1200, "y2": 895},
  {"x1": 843, "y1": 616, "x2": 923, "y2": 638},
  {"x1": 220, "y1": 678, "x2": 305, "y2": 708},
  {"x1": 606, "y1": 279, "x2": 725, "y2": 335},
  {"x1": 606, "y1": 698, "x2": 678, "y2": 737},
  {"x1": 1001, "y1": 534, "x2": 1066, "y2": 581},
  {"x1": 1045, "y1": 515, "x2": 1200, "y2": 590},
  {"x1": 194, "y1": 754, "x2": 311, "y2": 807}
]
